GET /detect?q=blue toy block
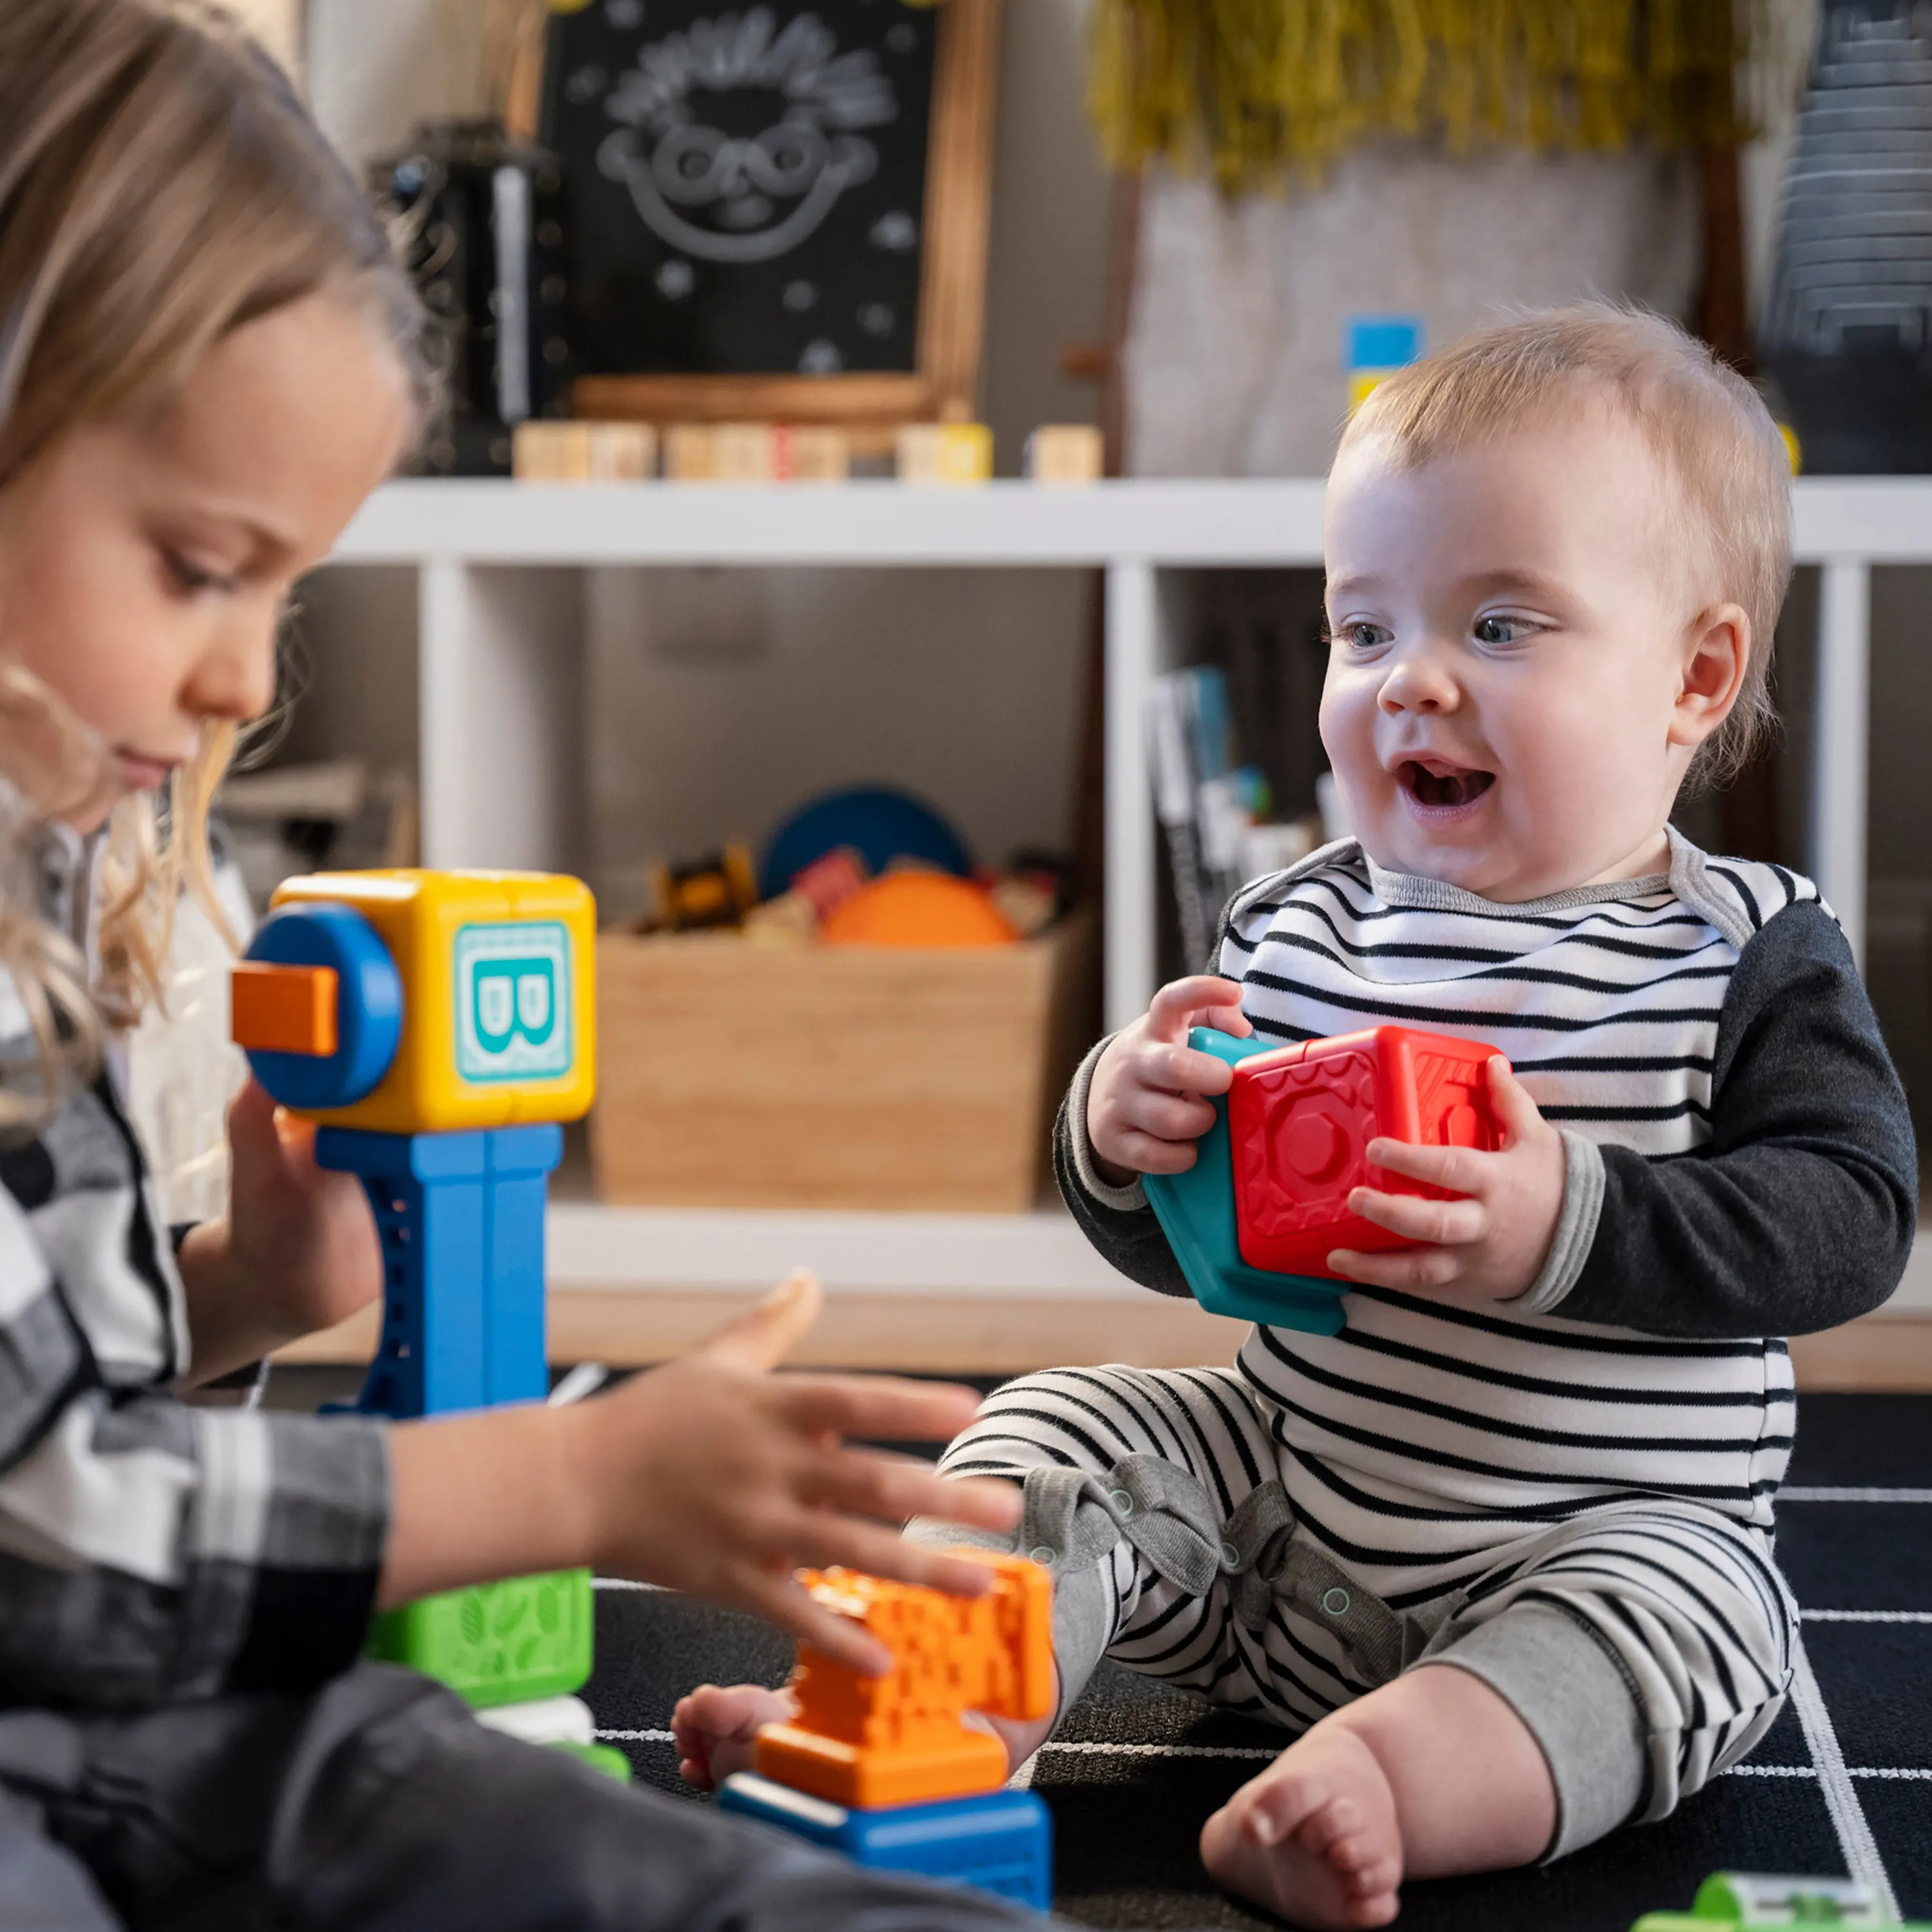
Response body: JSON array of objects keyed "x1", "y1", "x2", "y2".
[
  {"x1": 316, "y1": 1123, "x2": 562, "y2": 1419},
  {"x1": 1142, "y1": 1028, "x2": 1351, "y2": 1334},
  {"x1": 718, "y1": 1774, "x2": 1052, "y2": 1913}
]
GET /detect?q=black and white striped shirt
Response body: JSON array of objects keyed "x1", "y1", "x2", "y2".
[{"x1": 1057, "y1": 832, "x2": 1915, "y2": 1573}]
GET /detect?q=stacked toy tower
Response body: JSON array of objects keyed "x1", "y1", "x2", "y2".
[
  {"x1": 231, "y1": 869, "x2": 623, "y2": 1777},
  {"x1": 718, "y1": 1554, "x2": 1056, "y2": 1909},
  {"x1": 1144, "y1": 1023, "x2": 1502, "y2": 1332}
]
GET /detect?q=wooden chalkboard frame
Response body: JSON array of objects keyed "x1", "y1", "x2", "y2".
[{"x1": 567, "y1": 0, "x2": 1001, "y2": 433}]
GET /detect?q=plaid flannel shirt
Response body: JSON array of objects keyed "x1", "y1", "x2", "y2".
[{"x1": 0, "y1": 824, "x2": 389, "y2": 1712}]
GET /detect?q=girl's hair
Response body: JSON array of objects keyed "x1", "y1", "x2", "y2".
[
  {"x1": 1336, "y1": 303, "x2": 1793, "y2": 793},
  {"x1": 0, "y1": 0, "x2": 427, "y2": 1120}
]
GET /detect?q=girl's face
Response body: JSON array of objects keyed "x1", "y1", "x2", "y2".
[{"x1": 0, "y1": 294, "x2": 410, "y2": 827}]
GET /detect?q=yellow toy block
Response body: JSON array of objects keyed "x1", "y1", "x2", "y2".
[{"x1": 267, "y1": 870, "x2": 596, "y2": 1133}]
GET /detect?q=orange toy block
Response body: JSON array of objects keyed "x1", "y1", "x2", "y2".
[
  {"x1": 231, "y1": 961, "x2": 337, "y2": 1057},
  {"x1": 755, "y1": 1552, "x2": 1054, "y2": 1808}
]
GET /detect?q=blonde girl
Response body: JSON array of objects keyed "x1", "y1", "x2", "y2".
[{"x1": 0, "y1": 6, "x2": 1030, "y2": 1926}]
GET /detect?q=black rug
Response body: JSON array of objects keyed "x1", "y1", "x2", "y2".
[{"x1": 581, "y1": 1394, "x2": 1932, "y2": 1929}]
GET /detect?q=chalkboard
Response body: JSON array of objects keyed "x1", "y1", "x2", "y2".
[{"x1": 538, "y1": 0, "x2": 999, "y2": 427}]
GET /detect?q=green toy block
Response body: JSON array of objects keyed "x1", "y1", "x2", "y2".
[
  {"x1": 551, "y1": 1741, "x2": 631, "y2": 1782},
  {"x1": 1633, "y1": 1872, "x2": 1927, "y2": 1930},
  {"x1": 368, "y1": 1567, "x2": 592, "y2": 1709}
]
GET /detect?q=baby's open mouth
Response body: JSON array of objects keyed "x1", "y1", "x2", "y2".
[{"x1": 1399, "y1": 761, "x2": 1495, "y2": 810}]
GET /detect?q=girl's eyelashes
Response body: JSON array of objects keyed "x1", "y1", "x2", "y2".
[{"x1": 160, "y1": 547, "x2": 240, "y2": 596}]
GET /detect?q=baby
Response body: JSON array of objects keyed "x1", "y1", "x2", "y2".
[{"x1": 676, "y1": 307, "x2": 1917, "y2": 1927}]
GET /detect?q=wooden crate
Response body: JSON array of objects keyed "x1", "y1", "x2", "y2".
[{"x1": 591, "y1": 911, "x2": 1095, "y2": 1211}]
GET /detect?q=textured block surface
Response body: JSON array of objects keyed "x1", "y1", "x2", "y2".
[
  {"x1": 719, "y1": 1774, "x2": 1052, "y2": 1911},
  {"x1": 756, "y1": 1555, "x2": 1053, "y2": 1809},
  {"x1": 1228, "y1": 1027, "x2": 1499, "y2": 1276},
  {"x1": 367, "y1": 1567, "x2": 592, "y2": 1708}
]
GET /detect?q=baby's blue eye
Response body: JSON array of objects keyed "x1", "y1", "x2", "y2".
[
  {"x1": 1338, "y1": 621, "x2": 1392, "y2": 650},
  {"x1": 1473, "y1": 615, "x2": 1530, "y2": 645}
]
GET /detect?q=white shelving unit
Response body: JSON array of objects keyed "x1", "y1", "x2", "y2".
[{"x1": 323, "y1": 476, "x2": 1932, "y2": 1309}]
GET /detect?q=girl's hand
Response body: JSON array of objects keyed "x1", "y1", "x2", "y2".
[
  {"x1": 1326, "y1": 1059, "x2": 1566, "y2": 1304},
  {"x1": 176, "y1": 1079, "x2": 383, "y2": 1381},
  {"x1": 556, "y1": 1272, "x2": 1023, "y2": 1675},
  {"x1": 1086, "y1": 976, "x2": 1252, "y2": 1187}
]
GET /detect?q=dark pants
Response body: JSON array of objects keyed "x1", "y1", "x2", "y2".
[{"x1": 0, "y1": 1664, "x2": 1047, "y2": 1931}]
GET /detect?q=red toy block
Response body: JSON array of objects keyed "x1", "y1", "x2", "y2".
[{"x1": 1228, "y1": 1027, "x2": 1504, "y2": 1277}]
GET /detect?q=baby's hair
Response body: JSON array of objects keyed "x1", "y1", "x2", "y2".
[
  {"x1": 1336, "y1": 303, "x2": 1792, "y2": 792},
  {"x1": 0, "y1": 0, "x2": 428, "y2": 1120}
]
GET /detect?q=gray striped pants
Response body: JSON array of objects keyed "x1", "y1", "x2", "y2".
[{"x1": 917, "y1": 1364, "x2": 1797, "y2": 1860}]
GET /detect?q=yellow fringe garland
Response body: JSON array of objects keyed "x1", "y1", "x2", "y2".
[{"x1": 1086, "y1": 0, "x2": 1805, "y2": 192}]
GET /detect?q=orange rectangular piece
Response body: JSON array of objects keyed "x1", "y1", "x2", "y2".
[
  {"x1": 231, "y1": 962, "x2": 338, "y2": 1057},
  {"x1": 754, "y1": 1551, "x2": 1054, "y2": 1808}
]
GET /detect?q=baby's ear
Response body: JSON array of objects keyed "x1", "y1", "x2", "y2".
[{"x1": 1671, "y1": 604, "x2": 1750, "y2": 745}]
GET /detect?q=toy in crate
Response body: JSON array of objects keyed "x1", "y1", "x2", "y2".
[
  {"x1": 230, "y1": 869, "x2": 621, "y2": 1776},
  {"x1": 1633, "y1": 1871, "x2": 1929, "y2": 1929},
  {"x1": 719, "y1": 1554, "x2": 1055, "y2": 1909},
  {"x1": 1144, "y1": 1025, "x2": 1502, "y2": 1332}
]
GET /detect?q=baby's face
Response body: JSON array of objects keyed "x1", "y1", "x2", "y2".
[{"x1": 1320, "y1": 408, "x2": 1733, "y2": 902}]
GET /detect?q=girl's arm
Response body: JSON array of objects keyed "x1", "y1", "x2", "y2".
[{"x1": 383, "y1": 1274, "x2": 1022, "y2": 1672}]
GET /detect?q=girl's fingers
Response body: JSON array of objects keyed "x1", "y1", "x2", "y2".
[
  {"x1": 1365, "y1": 1137, "x2": 1488, "y2": 1197},
  {"x1": 775, "y1": 1374, "x2": 985, "y2": 1443},
  {"x1": 694, "y1": 1269, "x2": 824, "y2": 1372},
  {"x1": 1327, "y1": 1246, "x2": 1463, "y2": 1291},
  {"x1": 785, "y1": 1515, "x2": 999, "y2": 1599},
  {"x1": 1345, "y1": 1186, "x2": 1487, "y2": 1247},
  {"x1": 740, "y1": 1571, "x2": 895, "y2": 1675},
  {"x1": 801, "y1": 1448, "x2": 1020, "y2": 1535}
]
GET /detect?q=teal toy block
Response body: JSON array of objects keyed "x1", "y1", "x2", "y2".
[
  {"x1": 1142, "y1": 1027, "x2": 1351, "y2": 1334},
  {"x1": 366, "y1": 1567, "x2": 592, "y2": 1709},
  {"x1": 316, "y1": 1123, "x2": 560, "y2": 1419},
  {"x1": 719, "y1": 1774, "x2": 1052, "y2": 1912}
]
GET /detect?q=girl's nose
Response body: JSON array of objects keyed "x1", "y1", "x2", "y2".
[
  {"x1": 1376, "y1": 647, "x2": 1461, "y2": 715},
  {"x1": 184, "y1": 616, "x2": 277, "y2": 726}
]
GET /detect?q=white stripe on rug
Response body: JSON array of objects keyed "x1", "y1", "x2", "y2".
[
  {"x1": 1789, "y1": 1633, "x2": 1899, "y2": 1918},
  {"x1": 1779, "y1": 1488, "x2": 1932, "y2": 1503}
]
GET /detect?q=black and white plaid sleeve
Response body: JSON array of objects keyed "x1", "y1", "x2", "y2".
[{"x1": 0, "y1": 1077, "x2": 390, "y2": 1711}]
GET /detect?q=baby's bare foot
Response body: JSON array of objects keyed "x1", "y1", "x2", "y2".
[
  {"x1": 1200, "y1": 1723, "x2": 1402, "y2": 1930},
  {"x1": 669, "y1": 1681, "x2": 797, "y2": 1790}
]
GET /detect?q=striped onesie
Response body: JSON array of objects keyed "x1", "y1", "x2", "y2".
[{"x1": 927, "y1": 830, "x2": 1915, "y2": 1859}]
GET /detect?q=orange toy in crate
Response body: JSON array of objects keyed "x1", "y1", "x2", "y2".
[
  {"x1": 755, "y1": 1553, "x2": 1054, "y2": 1808},
  {"x1": 820, "y1": 872, "x2": 1017, "y2": 948}
]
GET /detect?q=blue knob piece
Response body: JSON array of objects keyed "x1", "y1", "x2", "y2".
[{"x1": 243, "y1": 903, "x2": 403, "y2": 1110}]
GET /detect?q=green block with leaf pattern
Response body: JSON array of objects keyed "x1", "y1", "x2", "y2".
[{"x1": 367, "y1": 1567, "x2": 592, "y2": 1708}]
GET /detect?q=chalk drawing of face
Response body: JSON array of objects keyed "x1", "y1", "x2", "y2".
[{"x1": 597, "y1": 9, "x2": 896, "y2": 266}]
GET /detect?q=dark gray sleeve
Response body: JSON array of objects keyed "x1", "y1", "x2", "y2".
[{"x1": 1558, "y1": 901, "x2": 1918, "y2": 1338}]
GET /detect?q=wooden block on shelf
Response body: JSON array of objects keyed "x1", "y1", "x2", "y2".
[
  {"x1": 896, "y1": 421, "x2": 994, "y2": 485},
  {"x1": 665, "y1": 423, "x2": 852, "y2": 482},
  {"x1": 513, "y1": 420, "x2": 657, "y2": 480},
  {"x1": 1024, "y1": 424, "x2": 1104, "y2": 484}
]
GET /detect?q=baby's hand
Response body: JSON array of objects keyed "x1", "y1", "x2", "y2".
[
  {"x1": 1087, "y1": 975, "x2": 1252, "y2": 1187},
  {"x1": 1327, "y1": 1059, "x2": 1564, "y2": 1304},
  {"x1": 671, "y1": 1681, "x2": 797, "y2": 1790},
  {"x1": 560, "y1": 1272, "x2": 1023, "y2": 1674}
]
